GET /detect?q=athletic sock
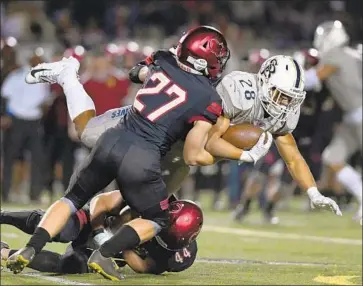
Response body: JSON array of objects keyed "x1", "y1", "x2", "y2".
[
  {"x1": 59, "y1": 71, "x2": 95, "y2": 121},
  {"x1": 99, "y1": 225, "x2": 140, "y2": 258},
  {"x1": 26, "y1": 227, "x2": 51, "y2": 254},
  {"x1": 243, "y1": 198, "x2": 252, "y2": 213},
  {"x1": 336, "y1": 165, "x2": 362, "y2": 204},
  {"x1": 265, "y1": 201, "x2": 276, "y2": 216}
]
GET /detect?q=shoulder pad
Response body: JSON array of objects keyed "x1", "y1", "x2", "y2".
[{"x1": 218, "y1": 71, "x2": 257, "y2": 111}]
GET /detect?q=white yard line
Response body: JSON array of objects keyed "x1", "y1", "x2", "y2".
[
  {"x1": 1, "y1": 232, "x2": 18, "y2": 238},
  {"x1": 2, "y1": 269, "x2": 93, "y2": 285},
  {"x1": 21, "y1": 272, "x2": 94, "y2": 285},
  {"x1": 203, "y1": 225, "x2": 362, "y2": 246}
]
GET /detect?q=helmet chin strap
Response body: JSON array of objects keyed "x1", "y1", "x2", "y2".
[{"x1": 169, "y1": 47, "x2": 206, "y2": 76}]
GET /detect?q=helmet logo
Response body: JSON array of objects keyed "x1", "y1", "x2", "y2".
[
  {"x1": 194, "y1": 58, "x2": 208, "y2": 71},
  {"x1": 209, "y1": 38, "x2": 226, "y2": 57},
  {"x1": 260, "y1": 58, "x2": 278, "y2": 79}
]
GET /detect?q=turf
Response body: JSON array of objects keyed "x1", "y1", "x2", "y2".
[{"x1": 1, "y1": 194, "x2": 362, "y2": 285}]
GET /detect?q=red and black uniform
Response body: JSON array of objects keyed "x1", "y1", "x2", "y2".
[
  {"x1": 0, "y1": 204, "x2": 197, "y2": 274},
  {"x1": 63, "y1": 49, "x2": 222, "y2": 228},
  {"x1": 125, "y1": 50, "x2": 222, "y2": 155},
  {"x1": 136, "y1": 239, "x2": 197, "y2": 274}
]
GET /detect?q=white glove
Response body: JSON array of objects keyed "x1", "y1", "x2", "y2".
[
  {"x1": 239, "y1": 132, "x2": 273, "y2": 165},
  {"x1": 307, "y1": 187, "x2": 342, "y2": 216}
]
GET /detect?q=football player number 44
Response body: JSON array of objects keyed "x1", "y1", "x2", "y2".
[
  {"x1": 175, "y1": 247, "x2": 191, "y2": 263},
  {"x1": 134, "y1": 72, "x2": 187, "y2": 122}
]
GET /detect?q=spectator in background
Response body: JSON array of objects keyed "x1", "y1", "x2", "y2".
[
  {"x1": 1, "y1": 40, "x2": 20, "y2": 83},
  {"x1": 1, "y1": 53, "x2": 51, "y2": 203},
  {"x1": 1, "y1": 40, "x2": 20, "y2": 124},
  {"x1": 1, "y1": 40, "x2": 20, "y2": 193},
  {"x1": 81, "y1": 47, "x2": 130, "y2": 115}
]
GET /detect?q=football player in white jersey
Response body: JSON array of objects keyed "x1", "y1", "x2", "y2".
[
  {"x1": 304, "y1": 20, "x2": 362, "y2": 223},
  {"x1": 24, "y1": 53, "x2": 342, "y2": 218}
]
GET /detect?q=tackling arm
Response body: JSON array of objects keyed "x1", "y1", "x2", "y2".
[
  {"x1": 89, "y1": 190, "x2": 124, "y2": 246},
  {"x1": 183, "y1": 121, "x2": 216, "y2": 166},
  {"x1": 205, "y1": 116, "x2": 245, "y2": 160},
  {"x1": 122, "y1": 250, "x2": 156, "y2": 274}
]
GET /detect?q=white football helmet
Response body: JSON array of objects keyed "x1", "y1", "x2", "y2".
[
  {"x1": 313, "y1": 20, "x2": 349, "y2": 54},
  {"x1": 257, "y1": 55, "x2": 306, "y2": 121}
]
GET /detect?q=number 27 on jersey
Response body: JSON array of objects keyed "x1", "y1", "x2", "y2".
[{"x1": 133, "y1": 72, "x2": 187, "y2": 122}]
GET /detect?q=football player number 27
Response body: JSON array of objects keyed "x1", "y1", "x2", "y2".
[{"x1": 134, "y1": 72, "x2": 187, "y2": 122}]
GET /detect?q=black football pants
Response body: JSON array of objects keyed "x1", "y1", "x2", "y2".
[{"x1": 64, "y1": 124, "x2": 169, "y2": 225}]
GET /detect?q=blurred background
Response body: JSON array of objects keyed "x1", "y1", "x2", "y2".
[{"x1": 1, "y1": 0, "x2": 362, "y2": 225}]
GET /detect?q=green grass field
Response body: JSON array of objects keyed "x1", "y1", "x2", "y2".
[{"x1": 1, "y1": 194, "x2": 362, "y2": 285}]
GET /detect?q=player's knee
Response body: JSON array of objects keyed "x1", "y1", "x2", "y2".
[
  {"x1": 80, "y1": 129, "x2": 101, "y2": 149},
  {"x1": 63, "y1": 183, "x2": 89, "y2": 211}
]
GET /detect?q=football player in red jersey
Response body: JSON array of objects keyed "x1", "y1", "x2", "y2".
[
  {"x1": 1, "y1": 194, "x2": 200, "y2": 275},
  {"x1": 8, "y1": 26, "x2": 262, "y2": 280}
]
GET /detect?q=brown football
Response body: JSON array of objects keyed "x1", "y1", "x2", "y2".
[{"x1": 222, "y1": 123, "x2": 264, "y2": 150}]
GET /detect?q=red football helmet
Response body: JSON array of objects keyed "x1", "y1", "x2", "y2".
[
  {"x1": 156, "y1": 200, "x2": 203, "y2": 250},
  {"x1": 176, "y1": 26, "x2": 230, "y2": 80}
]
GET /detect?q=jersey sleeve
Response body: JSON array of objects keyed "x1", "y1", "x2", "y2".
[
  {"x1": 144, "y1": 50, "x2": 171, "y2": 66},
  {"x1": 188, "y1": 100, "x2": 222, "y2": 125}
]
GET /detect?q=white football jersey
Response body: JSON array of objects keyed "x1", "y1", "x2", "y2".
[
  {"x1": 216, "y1": 71, "x2": 300, "y2": 135},
  {"x1": 319, "y1": 46, "x2": 362, "y2": 113}
]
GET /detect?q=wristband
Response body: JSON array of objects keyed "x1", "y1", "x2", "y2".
[
  {"x1": 128, "y1": 64, "x2": 146, "y2": 84},
  {"x1": 239, "y1": 151, "x2": 254, "y2": 163},
  {"x1": 307, "y1": 187, "x2": 320, "y2": 199}
]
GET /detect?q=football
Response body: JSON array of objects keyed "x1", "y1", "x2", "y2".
[{"x1": 222, "y1": 123, "x2": 264, "y2": 150}]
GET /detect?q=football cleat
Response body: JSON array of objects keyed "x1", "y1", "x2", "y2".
[
  {"x1": 25, "y1": 56, "x2": 80, "y2": 85},
  {"x1": 264, "y1": 213, "x2": 280, "y2": 225},
  {"x1": 88, "y1": 250, "x2": 124, "y2": 281},
  {"x1": 6, "y1": 246, "x2": 35, "y2": 274}
]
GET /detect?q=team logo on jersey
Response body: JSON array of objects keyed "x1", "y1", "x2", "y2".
[{"x1": 260, "y1": 58, "x2": 278, "y2": 79}]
